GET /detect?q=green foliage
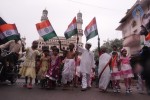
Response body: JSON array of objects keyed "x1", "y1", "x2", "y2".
[
  {"x1": 102, "y1": 39, "x2": 123, "y2": 53},
  {"x1": 93, "y1": 38, "x2": 123, "y2": 61}
]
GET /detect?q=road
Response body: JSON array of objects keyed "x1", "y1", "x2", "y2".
[{"x1": 0, "y1": 79, "x2": 149, "y2": 100}]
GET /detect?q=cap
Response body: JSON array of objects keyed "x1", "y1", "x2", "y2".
[{"x1": 86, "y1": 42, "x2": 92, "y2": 46}]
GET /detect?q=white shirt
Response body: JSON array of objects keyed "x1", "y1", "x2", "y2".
[{"x1": 77, "y1": 46, "x2": 95, "y2": 74}]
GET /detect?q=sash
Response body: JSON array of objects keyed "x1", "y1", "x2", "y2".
[{"x1": 99, "y1": 59, "x2": 111, "y2": 80}]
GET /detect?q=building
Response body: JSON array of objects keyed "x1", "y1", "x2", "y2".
[
  {"x1": 37, "y1": 9, "x2": 83, "y2": 51},
  {"x1": 116, "y1": 0, "x2": 150, "y2": 55}
]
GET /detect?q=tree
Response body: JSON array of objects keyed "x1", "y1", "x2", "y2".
[
  {"x1": 93, "y1": 38, "x2": 123, "y2": 61},
  {"x1": 102, "y1": 39, "x2": 123, "y2": 53}
]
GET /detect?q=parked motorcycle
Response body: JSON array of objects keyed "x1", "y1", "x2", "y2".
[{"x1": 0, "y1": 49, "x2": 19, "y2": 84}]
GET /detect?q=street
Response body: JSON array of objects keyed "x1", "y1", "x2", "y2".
[{"x1": 0, "y1": 79, "x2": 149, "y2": 100}]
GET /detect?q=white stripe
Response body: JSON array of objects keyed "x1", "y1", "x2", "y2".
[
  {"x1": 84, "y1": 24, "x2": 97, "y2": 36},
  {"x1": 65, "y1": 23, "x2": 77, "y2": 33},
  {"x1": 38, "y1": 26, "x2": 54, "y2": 36},
  {"x1": 3, "y1": 30, "x2": 19, "y2": 37}
]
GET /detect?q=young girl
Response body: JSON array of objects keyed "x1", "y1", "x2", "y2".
[
  {"x1": 110, "y1": 52, "x2": 121, "y2": 93},
  {"x1": 120, "y1": 49, "x2": 134, "y2": 93},
  {"x1": 19, "y1": 41, "x2": 40, "y2": 89},
  {"x1": 38, "y1": 50, "x2": 50, "y2": 86},
  {"x1": 46, "y1": 48, "x2": 61, "y2": 89}
]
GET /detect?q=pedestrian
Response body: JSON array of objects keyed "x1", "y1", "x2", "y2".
[
  {"x1": 59, "y1": 41, "x2": 76, "y2": 90},
  {"x1": 134, "y1": 63, "x2": 145, "y2": 94},
  {"x1": 98, "y1": 47, "x2": 111, "y2": 92},
  {"x1": 120, "y1": 48, "x2": 134, "y2": 93},
  {"x1": 19, "y1": 41, "x2": 40, "y2": 89},
  {"x1": 77, "y1": 43, "x2": 95, "y2": 91},
  {"x1": 46, "y1": 48, "x2": 61, "y2": 89},
  {"x1": 38, "y1": 49, "x2": 50, "y2": 86},
  {"x1": 109, "y1": 45, "x2": 121, "y2": 90},
  {"x1": 139, "y1": 46, "x2": 150, "y2": 95},
  {"x1": 110, "y1": 52, "x2": 121, "y2": 93}
]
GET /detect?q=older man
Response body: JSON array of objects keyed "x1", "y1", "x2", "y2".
[{"x1": 77, "y1": 43, "x2": 95, "y2": 91}]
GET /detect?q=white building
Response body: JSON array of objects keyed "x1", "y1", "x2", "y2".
[
  {"x1": 116, "y1": 0, "x2": 150, "y2": 55},
  {"x1": 37, "y1": 9, "x2": 83, "y2": 51}
]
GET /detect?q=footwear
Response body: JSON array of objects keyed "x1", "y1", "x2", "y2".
[
  {"x1": 81, "y1": 88, "x2": 87, "y2": 91},
  {"x1": 27, "y1": 84, "x2": 33, "y2": 89},
  {"x1": 126, "y1": 89, "x2": 130, "y2": 94},
  {"x1": 113, "y1": 88, "x2": 117, "y2": 93},
  {"x1": 117, "y1": 89, "x2": 121, "y2": 93},
  {"x1": 128, "y1": 88, "x2": 132, "y2": 93},
  {"x1": 23, "y1": 84, "x2": 27, "y2": 88},
  {"x1": 99, "y1": 89, "x2": 107, "y2": 93},
  {"x1": 87, "y1": 86, "x2": 91, "y2": 89}
]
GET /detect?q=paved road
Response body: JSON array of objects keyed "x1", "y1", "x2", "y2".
[{"x1": 0, "y1": 79, "x2": 149, "y2": 100}]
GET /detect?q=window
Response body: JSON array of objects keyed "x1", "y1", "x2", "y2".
[
  {"x1": 132, "y1": 20, "x2": 136, "y2": 28},
  {"x1": 133, "y1": 29, "x2": 137, "y2": 34}
]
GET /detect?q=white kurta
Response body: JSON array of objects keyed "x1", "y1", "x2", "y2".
[
  {"x1": 98, "y1": 53, "x2": 111, "y2": 90},
  {"x1": 78, "y1": 46, "x2": 95, "y2": 74}
]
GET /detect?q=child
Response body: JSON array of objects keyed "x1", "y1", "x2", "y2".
[
  {"x1": 38, "y1": 50, "x2": 50, "y2": 87},
  {"x1": 110, "y1": 52, "x2": 121, "y2": 93},
  {"x1": 120, "y1": 49, "x2": 134, "y2": 93},
  {"x1": 46, "y1": 48, "x2": 61, "y2": 89},
  {"x1": 19, "y1": 41, "x2": 40, "y2": 89}
]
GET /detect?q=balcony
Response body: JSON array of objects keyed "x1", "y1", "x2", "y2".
[{"x1": 123, "y1": 34, "x2": 140, "y2": 47}]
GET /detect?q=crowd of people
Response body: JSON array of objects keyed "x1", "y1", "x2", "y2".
[{"x1": 0, "y1": 39, "x2": 150, "y2": 95}]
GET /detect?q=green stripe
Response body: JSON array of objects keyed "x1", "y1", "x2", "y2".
[
  {"x1": 2, "y1": 35, "x2": 20, "y2": 43},
  {"x1": 86, "y1": 30, "x2": 98, "y2": 41},
  {"x1": 64, "y1": 29, "x2": 77, "y2": 39},
  {"x1": 42, "y1": 31, "x2": 57, "y2": 41}
]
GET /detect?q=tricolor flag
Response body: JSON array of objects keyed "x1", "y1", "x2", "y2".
[
  {"x1": 36, "y1": 20, "x2": 57, "y2": 41},
  {"x1": 145, "y1": 33, "x2": 150, "y2": 41},
  {"x1": 0, "y1": 24, "x2": 20, "y2": 42},
  {"x1": 84, "y1": 17, "x2": 98, "y2": 41},
  {"x1": 64, "y1": 17, "x2": 77, "y2": 39}
]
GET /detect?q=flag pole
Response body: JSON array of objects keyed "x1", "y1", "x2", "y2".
[
  {"x1": 56, "y1": 35, "x2": 60, "y2": 41},
  {"x1": 76, "y1": 30, "x2": 79, "y2": 51},
  {"x1": 98, "y1": 34, "x2": 100, "y2": 54}
]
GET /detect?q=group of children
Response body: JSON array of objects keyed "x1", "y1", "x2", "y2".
[
  {"x1": 19, "y1": 40, "x2": 83, "y2": 89},
  {"x1": 18, "y1": 40, "x2": 144, "y2": 94},
  {"x1": 109, "y1": 47, "x2": 134, "y2": 94}
]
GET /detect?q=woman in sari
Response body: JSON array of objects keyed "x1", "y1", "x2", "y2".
[{"x1": 98, "y1": 47, "x2": 111, "y2": 92}]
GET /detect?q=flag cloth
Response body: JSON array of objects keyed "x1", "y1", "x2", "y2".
[
  {"x1": 84, "y1": 17, "x2": 98, "y2": 41},
  {"x1": 145, "y1": 33, "x2": 150, "y2": 41},
  {"x1": 36, "y1": 20, "x2": 57, "y2": 41},
  {"x1": 132, "y1": 5, "x2": 144, "y2": 19},
  {"x1": 0, "y1": 24, "x2": 20, "y2": 42},
  {"x1": 64, "y1": 17, "x2": 77, "y2": 39}
]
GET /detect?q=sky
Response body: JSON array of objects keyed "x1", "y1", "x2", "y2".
[{"x1": 0, "y1": 0, "x2": 137, "y2": 50}]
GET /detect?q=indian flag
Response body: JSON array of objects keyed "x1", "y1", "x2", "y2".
[
  {"x1": 84, "y1": 17, "x2": 98, "y2": 41},
  {"x1": 0, "y1": 24, "x2": 20, "y2": 42},
  {"x1": 64, "y1": 17, "x2": 77, "y2": 39},
  {"x1": 36, "y1": 20, "x2": 57, "y2": 41},
  {"x1": 145, "y1": 33, "x2": 150, "y2": 41}
]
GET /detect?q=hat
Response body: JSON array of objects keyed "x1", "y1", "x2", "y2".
[{"x1": 86, "y1": 42, "x2": 92, "y2": 46}]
